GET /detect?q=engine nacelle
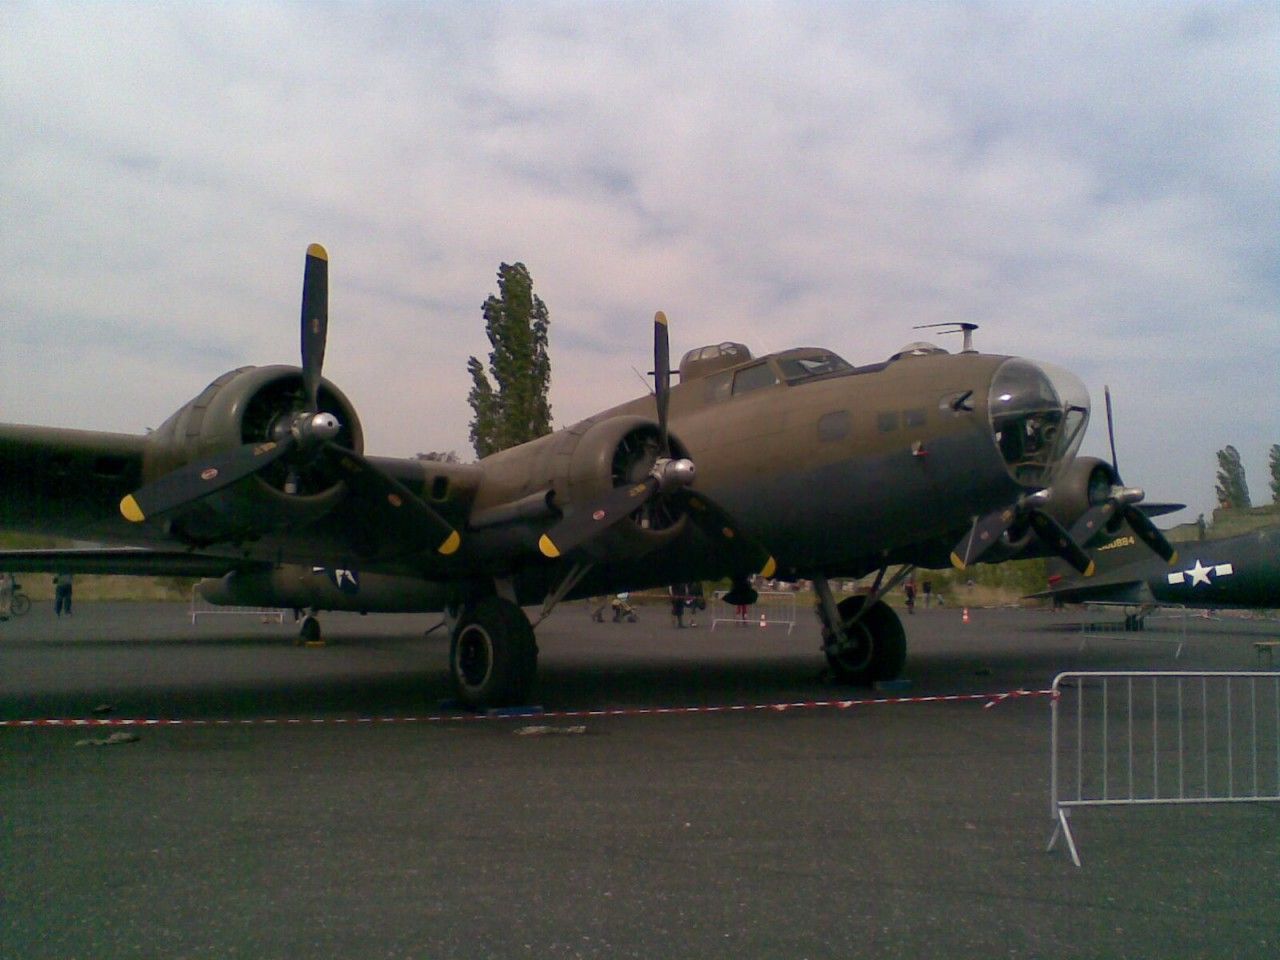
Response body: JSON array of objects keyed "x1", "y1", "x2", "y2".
[
  {"x1": 143, "y1": 365, "x2": 363, "y2": 543},
  {"x1": 1035, "y1": 456, "x2": 1122, "y2": 530},
  {"x1": 475, "y1": 414, "x2": 691, "y2": 562}
]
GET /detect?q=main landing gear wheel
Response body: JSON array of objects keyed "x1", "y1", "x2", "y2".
[
  {"x1": 822, "y1": 595, "x2": 906, "y2": 685},
  {"x1": 298, "y1": 615, "x2": 322, "y2": 646},
  {"x1": 450, "y1": 597, "x2": 538, "y2": 709}
]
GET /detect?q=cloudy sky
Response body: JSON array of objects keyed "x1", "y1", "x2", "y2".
[{"x1": 2, "y1": 1, "x2": 1276, "y2": 525}]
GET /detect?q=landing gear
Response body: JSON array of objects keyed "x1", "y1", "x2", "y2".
[
  {"x1": 819, "y1": 595, "x2": 906, "y2": 684},
  {"x1": 812, "y1": 573, "x2": 908, "y2": 685},
  {"x1": 298, "y1": 614, "x2": 322, "y2": 645},
  {"x1": 450, "y1": 596, "x2": 539, "y2": 709}
]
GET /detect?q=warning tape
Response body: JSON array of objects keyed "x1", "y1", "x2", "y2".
[{"x1": 0, "y1": 688, "x2": 1054, "y2": 728}]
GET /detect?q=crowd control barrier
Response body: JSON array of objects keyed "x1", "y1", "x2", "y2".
[
  {"x1": 710, "y1": 590, "x2": 799, "y2": 634},
  {"x1": 1047, "y1": 671, "x2": 1280, "y2": 865},
  {"x1": 189, "y1": 586, "x2": 287, "y2": 625}
]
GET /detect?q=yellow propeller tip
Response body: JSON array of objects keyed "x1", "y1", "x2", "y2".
[
  {"x1": 306, "y1": 243, "x2": 328, "y2": 261},
  {"x1": 654, "y1": 310, "x2": 667, "y2": 326},
  {"x1": 538, "y1": 534, "x2": 561, "y2": 559},
  {"x1": 949, "y1": 552, "x2": 967, "y2": 571},
  {"x1": 119, "y1": 495, "x2": 145, "y2": 523},
  {"x1": 759, "y1": 556, "x2": 777, "y2": 579},
  {"x1": 437, "y1": 530, "x2": 462, "y2": 556},
  {"x1": 1167, "y1": 551, "x2": 1179, "y2": 566},
  {"x1": 1083, "y1": 561, "x2": 1096, "y2": 578}
]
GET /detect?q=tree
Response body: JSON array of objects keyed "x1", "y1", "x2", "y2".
[
  {"x1": 1269, "y1": 444, "x2": 1280, "y2": 504},
  {"x1": 1214, "y1": 444, "x2": 1251, "y2": 509},
  {"x1": 467, "y1": 263, "x2": 552, "y2": 458}
]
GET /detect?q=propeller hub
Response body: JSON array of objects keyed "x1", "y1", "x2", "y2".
[
  {"x1": 290, "y1": 410, "x2": 342, "y2": 445},
  {"x1": 654, "y1": 457, "x2": 696, "y2": 492},
  {"x1": 309, "y1": 412, "x2": 341, "y2": 442}
]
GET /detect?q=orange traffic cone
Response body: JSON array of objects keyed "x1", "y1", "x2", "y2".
[{"x1": 962, "y1": 607, "x2": 970, "y2": 624}]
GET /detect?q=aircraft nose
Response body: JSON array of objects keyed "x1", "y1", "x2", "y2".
[{"x1": 988, "y1": 358, "x2": 1090, "y2": 486}]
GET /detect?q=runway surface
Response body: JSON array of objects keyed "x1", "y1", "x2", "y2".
[{"x1": 2, "y1": 600, "x2": 1277, "y2": 958}]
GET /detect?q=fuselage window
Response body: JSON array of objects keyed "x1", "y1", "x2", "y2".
[
  {"x1": 904, "y1": 408, "x2": 926, "y2": 428},
  {"x1": 877, "y1": 411, "x2": 899, "y2": 432},
  {"x1": 817, "y1": 410, "x2": 851, "y2": 442},
  {"x1": 732, "y1": 363, "x2": 780, "y2": 396}
]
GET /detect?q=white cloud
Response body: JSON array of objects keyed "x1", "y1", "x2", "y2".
[{"x1": 1, "y1": 1, "x2": 1276, "y2": 519}]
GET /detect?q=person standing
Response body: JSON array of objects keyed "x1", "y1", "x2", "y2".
[
  {"x1": 0, "y1": 572, "x2": 12, "y2": 620},
  {"x1": 904, "y1": 579, "x2": 916, "y2": 615},
  {"x1": 54, "y1": 572, "x2": 73, "y2": 618},
  {"x1": 669, "y1": 584, "x2": 687, "y2": 628}
]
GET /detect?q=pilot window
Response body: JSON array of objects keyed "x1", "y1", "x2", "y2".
[
  {"x1": 703, "y1": 370, "x2": 732, "y2": 403},
  {"x1": 732, "y1": 363, "x2": 779, "y2": 396}
]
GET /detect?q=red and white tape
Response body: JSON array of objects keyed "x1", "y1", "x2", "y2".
[{"x1": 0, "y1": 688, "x2": 1053, "y2": 728}]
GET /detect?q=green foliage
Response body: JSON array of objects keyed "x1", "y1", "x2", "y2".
[
  {"x1": 467, "y1": 262, "x2": 553, "y2": 458},
  {"x1": 1270, "y1": 444, "x2": 1279, "y2": 504},
  {"x1": 1214, "y1": 444, "x2": 1251, "y2": 509}
]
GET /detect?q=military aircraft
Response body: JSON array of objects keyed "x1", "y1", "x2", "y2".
[
  {"x1": 0, "y1": 244, "x2": 1179, "y2": 707},
  {"x1": 1033, "y1": 525, "x2": 1280, "y2": 626}
]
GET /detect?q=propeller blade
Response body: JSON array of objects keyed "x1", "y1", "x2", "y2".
[
  {"x1": 950, "y1": 506, "x2": 1019, "y2": 570},
  {"x1": 1122, "y1": 505, "x2": 1178, "y2": 564},
  {"x1": 1104, "y1": 385, "x2": 1118, "y2": 475},
  {"x1": 1028, "y1": 510, "x2": 1095, "y2": 576},
  {"x1": 120, "y1": 440, "x2": 294, "y2": 522},
  {"x1": 1069, "y1": 501, "x2": 1119, "y2": 548},
  {"x1": 654, "y1": 311, "x2": 671, "y2": 454},
  {"x1": 300, "y1": 243, "x2": 329, "y2": 411},
  {"x1": 538, "y1": 477, "x2": 660, "y2": 559},
  {"x1": 674, "y1": 490, "x2": 776, "y2": 578},
  {"x1": 324, "y1": 446, "x2": 461, "y2": 557}
]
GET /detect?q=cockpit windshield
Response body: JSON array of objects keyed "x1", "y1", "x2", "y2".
[
  {"x1": 988, "y1": 359, "x2": 1090, "y2": 486},
  {"x1": 776, "y1": 350, "x2": 853, "y2": 382}
]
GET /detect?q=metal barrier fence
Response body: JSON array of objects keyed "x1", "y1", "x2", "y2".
[
  {"x1": 710, "y1": 590, "x2": 799, "y2": 634},
  {"x1": 189, "y1": 587, "x2": 287, "y2": 625},
  {"x1": 1077, "y1": 604, "x2": 1191, "y2": 658},
  {"x1": 1048, "y1": 671, "x2": 1280, "y2": 866}
]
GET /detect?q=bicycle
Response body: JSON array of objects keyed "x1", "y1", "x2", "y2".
[{"x1": 5, "y1": 581, "x2": 32, "y2": 618}]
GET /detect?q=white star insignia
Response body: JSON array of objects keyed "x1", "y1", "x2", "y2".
[{"x1": 1185, "y1": 559, "x2": 1213, "y2": 587}]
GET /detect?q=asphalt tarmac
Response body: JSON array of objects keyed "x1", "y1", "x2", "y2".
[{"x1": 1, "y1": 600, "x2": 1277, "y2": 959}]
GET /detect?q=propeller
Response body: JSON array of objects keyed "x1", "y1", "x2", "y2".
[
  {"x1": 538, "y1": 313, "x2": 776, "y2": 579},
  {"x1": 1068, "y1": 386, "x2": 1177, "y2": 564},
  {"x1": 951, "y1": 491, "x2": 1096, "y2": 576},
  {"x1": 119, "y1": 244, "x2": 461, "y2": 558}
]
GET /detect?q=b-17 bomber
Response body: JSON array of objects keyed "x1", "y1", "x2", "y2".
[{"x1": 0, "y1": 245, "x2": 1179, "y2": 707}]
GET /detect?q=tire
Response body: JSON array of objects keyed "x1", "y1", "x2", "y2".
[
  {"x1": 822, "y1": 595, "x2": 906, "y2": 685},
  {"x1": 450, "y1": 597, "x2": 538, "y2": 709},
  {"x1": 298, "y1": 615, "x2": 321, "y2": 645},
  {"x1": 11, "y1": 593, "x2": 31, "y2": 617}
]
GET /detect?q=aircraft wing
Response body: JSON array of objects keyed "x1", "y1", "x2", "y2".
[
  {"x1": 1026, "y1": 577, "x2": 1149, "y2": 605},
  {"x1": 0, "y1": 547, "x2": 264, "y2": 578},
  {"x1": 0, "y1": 423, "x2": 154, "y2": 546}
]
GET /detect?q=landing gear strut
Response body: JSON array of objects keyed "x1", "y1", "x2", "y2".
[
  {"x1": 450, "y1": 596, "x2": 539, "y2": 709},
  {"x1": 813, "y1": 574, "x2": 907, "y2": 685}
]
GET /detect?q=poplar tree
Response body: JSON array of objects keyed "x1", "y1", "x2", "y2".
[
  {"x1": 467, "y1": 263, "x2": 552, "y2": 458},
  {"x1": 1214, "y1": 444, "x2": 1251, "y2": 509},
  {"x1": 1269, "y1": 443, "x2": 1279, "y2": 503}
]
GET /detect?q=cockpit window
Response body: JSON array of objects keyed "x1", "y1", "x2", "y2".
[
  {"x1": 988, "y1": 359, "x2": 1090, "y2": 486},
  {"x1": 776, "y1": 352, "x2": 853, "y2": 381},
  {"x1": 732, "y1": 362, "x2": 780, "y2": 396}
]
